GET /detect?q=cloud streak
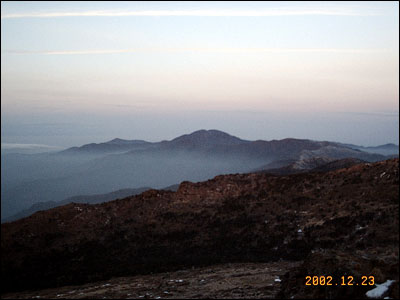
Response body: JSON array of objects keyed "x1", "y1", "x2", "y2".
[
  {"x1": 3, "y1": 48, "x2": 390, "y2": 55},
  {"x1": 1, "y1": 143, "x2": 62, "y2": 150},
  {"x1": 1, "y1": 8, "x2": 380, "y2": 19}
]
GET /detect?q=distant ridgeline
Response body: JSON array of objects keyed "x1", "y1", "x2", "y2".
[{"x1": 1, "y1": 130, "x2": 398, "y2": 221}]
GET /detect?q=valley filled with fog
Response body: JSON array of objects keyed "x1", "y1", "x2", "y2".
[{"x1": 2, "y1": 130, "x2": 398, "y2": 221}]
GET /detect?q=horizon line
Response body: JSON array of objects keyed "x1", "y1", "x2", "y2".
[
  {"x1": 3, "y1": 48, "x2": 392, "y2": 55},
  {"x1": 1, "y1": 8, "x2": 381, "y2": 19}
]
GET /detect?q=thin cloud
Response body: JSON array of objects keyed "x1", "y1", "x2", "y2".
[
  {"x1": 5, "y1": 49, "x2": 138, "y2": 55},
  {"x1": 1, "y1": 143, "x2": 62, "y2": 150},
  {"x1": 336, "y1": 111, "x2": 400, "y2": 117},
  {"x1": 1, "y1": 8, "x2": 380, "y2": 19},
  {"x1": 3, "y1": 48, "x2": 390, "y2": 55}
]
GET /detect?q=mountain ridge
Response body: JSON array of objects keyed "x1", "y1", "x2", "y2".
[
  {"x1": 59, "y1": 130, "x2": 399, "y2": 156},
  {"x1": 2, "y1": 157, "x2": 369, "y2": 223},
  {"x1": 2, "y1": 158, "x2": 398, "y2": 298},
  {"x1": 2, "y1": 184, "x2": 180, "y2": 223},
  {"x1": 2, "y1": 129, "x2": 396, "y2": 219}
]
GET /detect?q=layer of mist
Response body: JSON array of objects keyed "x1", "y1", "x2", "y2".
[{"x1": 1, "y1": 129, "x2": 398, "y2": 220}]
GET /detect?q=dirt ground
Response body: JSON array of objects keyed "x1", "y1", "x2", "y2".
[{"x1": 2, "y1": 261, "x2": 301, "y2": 299}]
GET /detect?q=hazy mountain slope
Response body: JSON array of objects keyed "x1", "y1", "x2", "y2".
[
  {"x1": 301, "y1": 145, "x2": 387, "y2": 161},
  {"x1": 1, "y1": 130, "x2": 392, "y2": 219},
  {"x1": 253, "y1": 143, "x2": 386, "y2": 174},
  {"x1": 1, "y1": 152, "x2": 95, "y2": 190},
  {"x1": 337, "y1": 142, "x2": 399, "y2": 156},
  {"x1": 3, "y1": 184, "x2": 180, "y2": 223},
  {"x1": 1, "y1": 150, "x2": 260, "y2": 218},
  {"x1": 2, "y1": 159, "x2": 398, "y2": 298},
  {"x1": 256, "y1": 158, "x2": 365, "y2": 175},
  {"x1": 60, "y1": 139, "x2": 154, "y2": 155},
  {"x1": 2, "y1": 187, "x2": 149, "y2": 223}
]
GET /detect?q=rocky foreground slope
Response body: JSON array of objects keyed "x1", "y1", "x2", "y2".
[{"x1": 1, "y1": 159, "x2": 399, "y2": 299}]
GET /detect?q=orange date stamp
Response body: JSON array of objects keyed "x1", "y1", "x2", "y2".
[{"x1": 305, "y1": 275, "x2": 375, "y2": 286}]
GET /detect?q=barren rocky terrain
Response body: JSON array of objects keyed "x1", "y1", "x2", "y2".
[
  {"x1": 2, "y1": 158, "x2": 399, "y2": 299},
  {"x1": 1, "y1": 261, "x2": 301, "y2": 299}
]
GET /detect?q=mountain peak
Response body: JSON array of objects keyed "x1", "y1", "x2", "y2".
[
  {"x1": 170, "y1": 129, "x2": 249, "y2": 147},
  {"x1": 108, "y1": 138, "x2": 126, "y2": 143}
]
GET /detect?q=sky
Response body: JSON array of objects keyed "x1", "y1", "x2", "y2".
[{"x1": 1, "y1": 1, "x2": 399, "y2": 148}]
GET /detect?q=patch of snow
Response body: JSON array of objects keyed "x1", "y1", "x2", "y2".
[
  {"x1": 297, "y1": 229, "x2": 302, "y2": 233},
  {"x1": 355, "y1": 224, "x2": 364, "y2": 231},
  {"x1": 366, "y1": 280, "x2": 395, "y2": 298},
  {"x1": 275, "y1": 278, "x2": 281, "y2": 282}
]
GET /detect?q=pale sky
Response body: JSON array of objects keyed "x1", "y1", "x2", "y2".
[{"x1": 1, "y1": 1, "x2": 399, "y2": 147}]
